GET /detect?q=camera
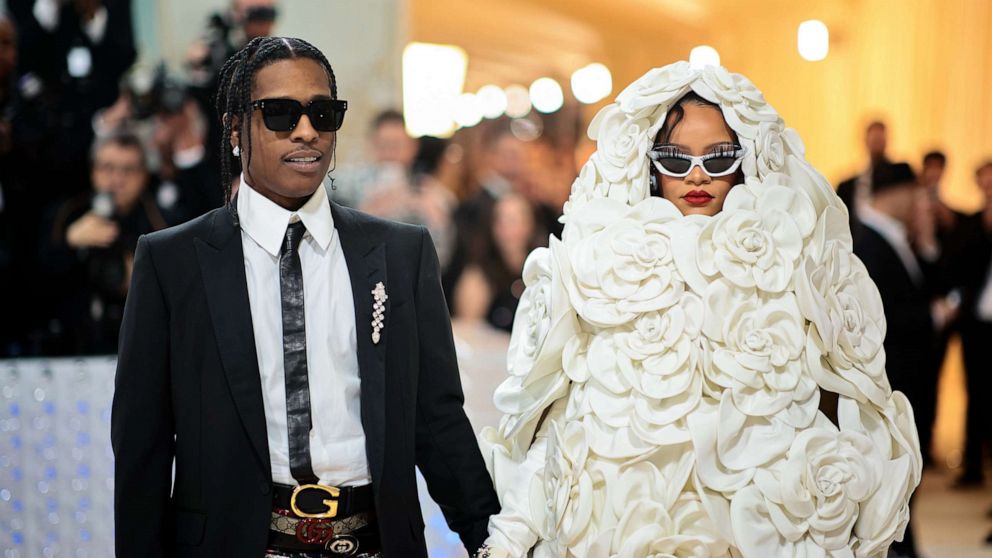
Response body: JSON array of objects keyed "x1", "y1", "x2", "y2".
[{"x1": 125, "y1": 65, "x2": 188, "y2": 121}]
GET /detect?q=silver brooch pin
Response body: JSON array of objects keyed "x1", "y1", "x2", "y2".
[{"x1": 371, "y1": 282, "x2": 387, "y2": 345}]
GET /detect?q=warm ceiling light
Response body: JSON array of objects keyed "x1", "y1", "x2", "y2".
[
  {"x1": 529, "y1": 77, "x2": 564, "y2": 114},
  {"x1": 571, "y1": 63, "x2": 613, "y2": 104},
  {"x1": 477, "y1": 85, "x2": 508, "y2": 119},
  {"x1": 689, "y1": 45, "x2": 720, "y2": 69},
  {"x1": 798, "y1": 20, "x2": 829, "y2": 61},
  {"x1": 402, "y1": 42, "x2": 468, "y2": 137},
  {"x1": 504, "y1": 84, "x2": 531, "y2": 118},
  {"x1": 453, "y1": 92, "x2": 483, "y2": 128}
]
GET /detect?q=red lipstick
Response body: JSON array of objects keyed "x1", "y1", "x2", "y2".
[{"x1": 683, "y1": 190, "x2": 714, "y2": 206}]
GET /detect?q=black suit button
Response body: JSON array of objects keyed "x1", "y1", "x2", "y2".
[{"x1": 260, "y1": 482, "x2": 271, "y2": 495}]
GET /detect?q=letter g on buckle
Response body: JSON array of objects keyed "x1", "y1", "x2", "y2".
[{"x1": 291, "y1": 484, "x2": 341, "y2": 519}]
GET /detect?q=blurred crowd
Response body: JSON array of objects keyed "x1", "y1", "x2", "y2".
[
  {"x1": 0, "y1": 0, "x2": 275, "y2": 355},
  {"x1": 838, "y1": 121, "x2": 992, "y2": 552},
  {"x1": 0, "y1": 0, "x2": 579, "y2": 357},
  {"x1": 329, "y1": 110, "x2": 575, "y2": 333}
]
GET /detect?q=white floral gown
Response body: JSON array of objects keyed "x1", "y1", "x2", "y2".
[{"x1": 479, "y1": 62, "x2": 921, "y2": 558}]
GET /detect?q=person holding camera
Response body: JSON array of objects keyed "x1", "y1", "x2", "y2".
[
  {"x1": 7, "y1": 0, "x2": 136, "y2": 201},
  {"x1": 38, "y1": 132, "x2": 174, "y2": 354}
]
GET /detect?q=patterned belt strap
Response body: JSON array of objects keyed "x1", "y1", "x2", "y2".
[{"x1": 270, "y1": 510, "x2": 372, "y2": 546}]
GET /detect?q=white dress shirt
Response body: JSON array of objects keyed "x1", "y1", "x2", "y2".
[
  {"x1": 237, "y1": 176, "x2": 371, "y2": 487},
  {"x1": 976, "y1": 258, "x2": 992, "y2": 322},
  {"x1": 859, "y1": 204, "x2": 924, "y2": 285}
]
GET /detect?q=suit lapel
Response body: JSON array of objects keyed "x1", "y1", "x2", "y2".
[
  {"x1": 194, "y1": 209, "x2": 271, "y2": 477},
  {"x1": 331, "y1": 202, "x2": 387, "y2": 489}
]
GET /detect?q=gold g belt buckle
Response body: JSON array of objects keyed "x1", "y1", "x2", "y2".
[{"x1": 290, "y1": 484, "x2": 341, "y2": 519}]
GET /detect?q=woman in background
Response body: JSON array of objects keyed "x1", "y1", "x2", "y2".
[{"x1": 455, "y1": 193, "x2": 542, "y2": 332}]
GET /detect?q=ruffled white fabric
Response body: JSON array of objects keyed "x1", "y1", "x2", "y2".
[{"x1": 479, "y1": 61, "x2": 920, "y2": 558}]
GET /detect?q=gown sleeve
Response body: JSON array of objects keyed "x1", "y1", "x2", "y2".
[{"x1": 479, "y1": 398, "x2": 566, "y2": 557}]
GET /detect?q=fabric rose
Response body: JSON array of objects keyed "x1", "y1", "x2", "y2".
[
  {"x1": 756, "y1": 121, "x2": 786, "y2": 178},
  {"x1": 842, "y1": 395, "x2": 922, "y2": 557},
  {"x1": 587, "y1": 459, "x2": 730, "y2": 557},
  {"x1": 785, "y1": 153, "x2": 849, "y2": 216},
  {"x1": 689, "y1": 395, "x2": 793, "y2": 496},
  {"x1": 581, "y1": 330, "x2": 696, "y2": 451},
  {"x1": 615, "y1": 60, "x2": 695, "y2": 117},
  {"x1": 598, "y1": 494, "x2": 730, "y2": 557},
  {"x1": 492, "y1": 238, "x2": 579, "y2": 456},
  {"x1": 538, "y1": 419, "x2": 606, "y2": 548},
  {"x1": 583, "y1": 332, "x2": 635, "y2": 429},
  {"x1": 617, "y1": 293, "x2": 703, "y2": 400},
  {"x1": 798, "y1": 208, "x2": 891, "y2": 407},
  {"x1": 730, "y1": 415, "x2": 884, "y2": 557},
  {"x1": 688, "y1": 66, "x2": 779, "y2": 144},
  {"x1": 562, "y1": 336, "x2": 671, "y2": 459},
  {"x1": 507, "y1": 247, "x2": 553, "y2": 378},
  {"x1": 506, "y1": 241, "x2": 579, "y2": 382},
  {"x1": 612, "y1": 294, "x2": 705, "y2": 444},
  {"x1": 703, "y1": 280, "x2": 817, "y2": 423},
  {"x1": 563, "y1": 197, "x2": 685, "y2": 327},
  {"x1": 587, "y1": 104, "x2": 652, "y2": 186},
  {"x1": 562, "y1": 157, "x2": 611, "y2": 219},
  {"x1": 697, "y1": 179, "x2": 816, "y2": 292}
]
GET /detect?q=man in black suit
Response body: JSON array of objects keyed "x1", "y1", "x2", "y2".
[
  {"x1": 854, "y1": 162, "x2": 933, "y2": 558},
  {"x1": 112, "y1": 37, "x2": 498, "y2": 557},
  {"x1": 953, "y1": 161, "x2": 992, "y2": 489},
  {"x1": 914, "y1": 150, "x2": 968, "y2": 469},
  {"x1": 837, "y1": 121, "x2": 890, "y2": 240}
]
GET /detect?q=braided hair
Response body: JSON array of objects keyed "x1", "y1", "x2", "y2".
[{"x1": 215, "y1": 36, "x2": 339, "y2": 225}]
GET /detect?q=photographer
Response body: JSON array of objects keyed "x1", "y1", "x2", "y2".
[
  {"x1": 96, "y1": 66, "x2": 220, "y2": 219},
  {"x1": 38, "y1": 133, "x2": 173, "y2": 354},
  {"x1": 0, "y1": 13, "x2": 26, "y2": 355},
  {"x1": 7, "y1": 0, "x2": 136, "y2": 200},
  {"x1": 186, "y1": 0, "x2": 278, "y2": 190}
]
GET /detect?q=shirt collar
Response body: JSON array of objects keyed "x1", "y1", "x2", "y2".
[
  {"x1": 236, "y1": 175, "x2": 334, "y2": 257},
  {"x1": 859, "y1": 203, "x2": 907, "y2": 243},
  {"x1": 860, "y1": 203, "x2": 924, "y2": 284}
]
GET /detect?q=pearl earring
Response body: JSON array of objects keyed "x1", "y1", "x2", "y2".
[{"x1": 232, "y1": 145, "x2": 241, "y2": 157}]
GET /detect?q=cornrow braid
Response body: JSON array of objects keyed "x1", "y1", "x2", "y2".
[{"x1": 214, "y1": 37, "x2": 339, "y2": 225}]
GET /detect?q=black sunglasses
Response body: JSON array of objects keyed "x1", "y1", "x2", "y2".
[{"x1": 250, "y1": 98, "x2": 348, "y2": 132}]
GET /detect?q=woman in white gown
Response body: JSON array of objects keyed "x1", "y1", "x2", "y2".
[{"x1": 477, "y1": 62, "x2": 922, "y2": 558}]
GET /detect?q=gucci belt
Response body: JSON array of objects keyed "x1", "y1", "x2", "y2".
[{"x1": 270, "y1": 508, "x2": 372, "y2": 547}]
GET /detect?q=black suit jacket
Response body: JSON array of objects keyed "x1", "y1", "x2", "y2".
[
  {"x1": 953, "y1": 212, "x2": 992, "y2": 321},
  {"x1": 836, "y1": 175, "x2": 864, "y2": 242},
  {"x1": 111, "y1": 202, "x2": 499, "y2": 557},
  {"x1": 854, "y1": 226, "x2": 934, "y2": 397}
]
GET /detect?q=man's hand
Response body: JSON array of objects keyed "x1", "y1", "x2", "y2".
[{"x1": 66, "y1": 212, "x2": 119, "y2": 249}]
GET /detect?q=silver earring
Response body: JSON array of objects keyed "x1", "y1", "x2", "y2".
[
  {"x1": 649, "y1": 174, "x2": 660, "y2": 196},
  {"x1": 232, "y1": 145, "x2": 240, "y2": 157}
]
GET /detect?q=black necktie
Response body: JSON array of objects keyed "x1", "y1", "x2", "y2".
[{"x1": 280, "y1": 220, "x2": 318, "y2": 485}]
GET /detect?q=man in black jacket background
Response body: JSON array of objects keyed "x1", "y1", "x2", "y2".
[{"x1": 854, "y1": 162, "x2": 934, "y2": 558}]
